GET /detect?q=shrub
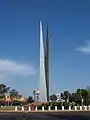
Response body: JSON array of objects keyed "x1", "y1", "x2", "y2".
[
  {"x1": 44, "y1": 102, "x2": 50, "y2": 110},
  {"x1": 37, "y1": 102, "x2": 75, "y2": 110},
  {"x1": 50, "y1": 102, "x2": 62, "y2": 110},
  {"x1": 56, "y1": 102, "x2": 62, "y2": 110},
  {"x1": 37, "y1": 105, "x2": 42, "y2": 110},
  {"x1": 37, "y1": 102, "x2": 50, "y2": 110},
  {"x1": 12, "y1": 100, "x2": 21, "y2": 106},
  {"x1": 63, "y1": 102, "x2": 69, "y2": 109},
  {"x1": 50, "y1": 102, "x2": 55, "y2": 110},
  {"x1": 70, "y1": 102, "x2": 75, "y2": 109}
]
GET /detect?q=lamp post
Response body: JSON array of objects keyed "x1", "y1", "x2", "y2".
[
  {"x1": 82, "y1": 98, "x2": 83, "y2": 106},
  {"x1": 56, "y1": 93, "x2": 60, "y2": 101},
  {"x1": 32, "y1": 90, "x2": 36, "y2": 101},
  {"x1": 36, "y1": 90, "x2": 40, "y2": 102},
  {"x1": 32, "y1": 90, "x2": 40, "y2": 102},
  {"x1": 67, "y1": 92, "x2": 69, "y2": 103}
]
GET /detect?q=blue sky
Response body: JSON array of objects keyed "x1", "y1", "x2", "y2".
[{"x1": 0, "y1": 0, "x2": 90, "y2": 97}]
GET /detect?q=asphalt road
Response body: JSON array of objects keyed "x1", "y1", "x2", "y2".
[{"x1": 0, "y1": 111, "x2": 90, "y2": 120}]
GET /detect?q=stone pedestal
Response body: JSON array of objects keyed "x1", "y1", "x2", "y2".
[
  {"x1": 21, "y1": 106, "x2": 24, "y2": 111},
  {"x1": 69, "y1": 106, "x2": 71, "y2": 110},
  {"x1": 74, "y1": 106, "x2": 77, "y2": 110},
  {"x1": 15, "y1": 106, "x2": 17, "y2": 111},
  {"x1": 42, "y1": 106, "x2": 44, "y2": 111},
  {"x1": 62, "y1": 106, "x2": 64, "y2": 111},
  {"x1": 84, "y1": 106, "x2": 87, "y2": 110},
  {"x1": 28, "y1": 106, "x2": 31, "y2": 111},
  {"x1": 48, "y1": 106, "x2": 51, "y2": 111},
  {"x1": 80, "y1": 106, "x2": 82, "y2": 110},
  {"x1": 88, "y1": 105, "x2": 90, "y2": 110},
  {"x1": 55, "y1": 106, "x2": 57, "y2": 111},
  {"x1": 35, "y1": 106, "x2": 38, "y2": 111}
]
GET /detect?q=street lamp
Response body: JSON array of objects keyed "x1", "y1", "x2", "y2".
[
  {"x1": 36, "y1": 90, "x2": 40, "y2": 102},
  {"x1": 82, "y1": 98, "x2": 83, "y2": 106},
  {"x1": 32, "y1": 90, "x2": 36, "y2": 101},
  {"x1": 32, "y1": 90, "x2": 40, "y2": 102}
]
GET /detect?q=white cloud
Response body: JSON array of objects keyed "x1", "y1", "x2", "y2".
[
  {"x1": 76, "y1": 41, "x2": 90, "y2": 54},
  {"x1": 0, "y1": 60, "x2": 36, "y2": 77}
]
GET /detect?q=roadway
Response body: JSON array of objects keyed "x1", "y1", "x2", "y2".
[{"x1": 0, "y1": 111, "x2": 90, "y2": 120}]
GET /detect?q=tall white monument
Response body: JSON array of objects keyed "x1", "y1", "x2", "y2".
[{"x1": 39, "y1": 21, "x2": 47, "y2": 102}]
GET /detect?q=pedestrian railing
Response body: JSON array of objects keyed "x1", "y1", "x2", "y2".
[{"x1": 15, "y1": 105, "x2": 90, "y2": 111}]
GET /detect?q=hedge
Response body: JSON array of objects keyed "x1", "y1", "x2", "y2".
[{"x1": 37, "y1": 102, "x2": 72, "y2": 110}]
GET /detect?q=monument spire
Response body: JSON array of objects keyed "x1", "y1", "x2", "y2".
[
  {"x1": 45, "y1": 25, "x2": 49, "y2": 101},
  {"x1": 39, "y1": 21, "x2": 47, "y2": 102}
]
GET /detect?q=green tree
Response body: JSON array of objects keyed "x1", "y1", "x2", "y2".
[
  {"x1": 26, "y1": 96, "x2": 34, "y2": 104},
  {"x1": 76, "y1": 88, "x2": 88, "y2": 105},
  {"x1": 76, "y1": 89, "x2": 82, "y2": 104},
  {"x1": 61, "y1": 93, "x2": 64, "y2": 99},
  {"x1": 50, "y1": 94, "x2": 57, "y2": 102},
  {"x1": 18, "y1": 94, "x2": 22, "y2": 99},
  {"x1": 0, "y1": 84, "x2": 10, "y2": 100},
  {"x1": 87, "y1": 90, "x2": 90, "y2": 104},
  {"x1": 64, "y1": 91, "x2": 69, "y2": 101},
  {"x1": 9, "y1": 89, "x2": 18, "y2": 100},
  {"x1": 81, "y1": 89, "x2": 88, "y2": 105},
  {"x1": 70, "y1": 93, "x2": 77, "y2": 103}
]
